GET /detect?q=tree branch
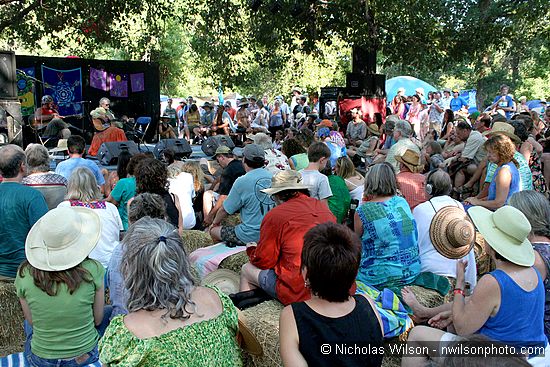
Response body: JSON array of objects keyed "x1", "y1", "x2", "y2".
[
  {"x1": 0, "y1": 0, "x2": 20, "y2": 5},
  {"x1": 0, "y1": 0, "x2": 42, "y2": 32}
]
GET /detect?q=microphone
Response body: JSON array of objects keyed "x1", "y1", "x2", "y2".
[{"x1": 74, "y1": 101, "x2": 92, "y2": 104}]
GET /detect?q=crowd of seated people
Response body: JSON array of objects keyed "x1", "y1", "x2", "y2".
[{"x1": 0, "y1": 86, "x2": 549, "y2": 366}]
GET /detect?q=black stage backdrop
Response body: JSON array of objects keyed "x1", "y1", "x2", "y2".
[{"x1": 16, "y1": 55, "x2": 160, "y2": 145}]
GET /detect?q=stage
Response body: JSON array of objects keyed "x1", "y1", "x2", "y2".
[{"x1": 49, "y1": 143, "x2": 211, "y2": 171}]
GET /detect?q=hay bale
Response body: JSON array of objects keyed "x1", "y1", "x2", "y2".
[
  {"x1": 0, "y1": 282, "x2": 25, "y2": 356},
  {"x1": 221, "y1": 214, "x2": 241, "y2": 227},
  {"x1": 220, "y1": 251, "x2": 249, "y2": 273},
  {"x1": 242, "y1": 300, "x2": 284, "y2": 367},
  {"x1": 474, "y1": 232, "x2": 495, "y2": 276},
  {"x1": 407, "y1": 285, "x2": 445, "y2": 309},
  {"x1": 381, "y1": 353, "x2": 402, "y2": 367},
  {"x1": 181, "y1": 230, "x2": 214, "y2": 254}
]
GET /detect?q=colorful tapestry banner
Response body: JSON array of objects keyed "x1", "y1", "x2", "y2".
[
  {"x1": 41, "y1": 66, "x2": 83, "y2": 116},
  {"x1": 130, "y1": 73, "x2": 144, "y2": 92},
  {"x1": 90, "y1": 67, "x2": 108, "y2": 91},
  {"x1": 17, "y1": 67, "x2": 36, "y2": 116},
  {"x1": 109, "y1": 73, "x2": 128, "y2": 98}
]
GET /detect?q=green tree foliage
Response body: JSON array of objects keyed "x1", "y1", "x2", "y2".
[{"x1": 1, "y1": 0, "x2": 548, "y2": 104}]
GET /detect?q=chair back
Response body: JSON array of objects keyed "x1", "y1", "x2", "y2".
[{"x1": 136, "y1": 117, "x2": 151, "y2": 126}]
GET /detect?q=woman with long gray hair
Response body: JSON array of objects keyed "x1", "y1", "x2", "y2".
[
  {"x1": 99, "y1": 217, "x2": 242, "y2": 366},
  {"x1": 58, "y1": 167, "x2": 123, "y2": 268},
  {"x1": 509, "y1": 190, "x2": 550, "y2": 341}
]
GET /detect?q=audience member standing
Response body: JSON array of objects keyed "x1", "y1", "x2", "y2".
[{"x1": 0, "y1": 145, "x2": 48, "y2": 280}]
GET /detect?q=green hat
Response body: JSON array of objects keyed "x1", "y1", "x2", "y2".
[{"x1": 214, "y1": 145, "x2": 232, "y2": 156}]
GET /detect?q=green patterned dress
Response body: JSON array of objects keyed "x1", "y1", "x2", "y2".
[{"x1": 99, "y1": 286, "x2": 243, "y2": 367}]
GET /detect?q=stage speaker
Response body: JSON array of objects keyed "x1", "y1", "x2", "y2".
[
  {"x1": 201, "y1": 135, "x2": 235, "y2": 157},
  {"x1": 97, "y1": 141, "x2": 139, "y2": 166},
  {"x1": 351, "y1": 46, "x2": 377, "y2": 74},
  {"x1": 0, "y1": 51, "x2": 17, "y2": 100},
  {"x1": 154, "y1": 138, "x2": 192, "y2": 160},
  {"x1": 346, "y1": 73, "x2": 386, "y2": 98}
]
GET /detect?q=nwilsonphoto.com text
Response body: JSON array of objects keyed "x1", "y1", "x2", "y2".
[{"x1": 319, "y1": 342, "x2": 546, "y2": 358}]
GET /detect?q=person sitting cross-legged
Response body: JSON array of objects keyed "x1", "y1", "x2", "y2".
[
  {"x1": 240, "y1": 170, "x2": 336, "y2": 306},
  {"x1": 208, "y1": 144, "x2": 274, "y2": 247}
]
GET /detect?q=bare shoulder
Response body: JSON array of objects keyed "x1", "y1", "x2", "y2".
[{"x1": 192, "y1": 286, "x2": 223, "y2": 316}]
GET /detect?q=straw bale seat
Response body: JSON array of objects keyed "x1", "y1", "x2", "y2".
[
  {"x1": 0, "y1": 282, "x2": 25, "y2": 356},
  {"x1": 242, "y1": 300, "x2": 284, "y2": 367}
]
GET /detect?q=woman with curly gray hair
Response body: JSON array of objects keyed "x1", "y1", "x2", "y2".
[
  {"x1": 22, "y1": 143, "x2": 67, "y2": 209},
  {"x1": 99, "y1": 217, "x2": 242, "y2": 366}
]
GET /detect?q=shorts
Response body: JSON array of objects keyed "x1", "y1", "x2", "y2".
[
  {"x1": 258, "y1": 269, "x2": 277, "y2": 299},
  {"x1": 220, "y1": 225, "x2": 246, "y2": 247}
]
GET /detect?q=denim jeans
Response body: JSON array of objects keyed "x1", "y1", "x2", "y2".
[{"x1": 23, "y1": 305, "x2": 112, "y2": 366}]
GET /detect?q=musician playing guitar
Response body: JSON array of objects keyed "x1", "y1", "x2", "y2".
[
  {"x1": 98, "y1": 97, "x2": 123, "y2": 129},
  {"x1": 33, "y1": 95, "x2": 71, "y2": 139}
]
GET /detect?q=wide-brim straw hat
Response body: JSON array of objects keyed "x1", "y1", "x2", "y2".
[
  {"x1": 430, "y1": 206, "x2": 475, "y2": 259},
  {"x1": 394, "y1": 149, "x2": 423, "y2": 173},
  {"x1": 238, "y1": 99, "x2": 249, "y2": 107},
  {"x1": 482, "y1": 121, "x2": 521, "y2": 145},
  {"x1": 367, "y1": 123, "x2": 381, "y2": 136},
  {"x1": 261, "y1": 170, "x2": 309, "y2": 195},
  {"x1": 26, "y1": 207, "x2": 101, "y2": 271},
  {"x1": 49, "y1": 139, "x2": 68, "y2": 152},
  {"x1": 201, "y1": 269, "x2": 240, "y2": 295},
  {"x1": 236, "y1": 310, "x2": 263, "y2": 356},
  {"x1": 468, "y1": 206, "x2": 534, "y2": 267}
]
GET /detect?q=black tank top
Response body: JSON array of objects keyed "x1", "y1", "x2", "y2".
[
  {"x1": 292, "y1": 295, "x2": 384, "y2": 367},
  {"x1": 161, "y1": 191, "x2": 179, "y2": 227}
]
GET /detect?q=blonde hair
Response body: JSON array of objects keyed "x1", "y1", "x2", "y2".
[
  {"x1": 167, "y1": 161, "x2": 185, "y2": 179},
  {"x1": 181, "y1": 161, "x2": 205, "y2": 193},
  {"x1": 66, "y1": 167, "x2": 101, "y2": 201},
  {"x1": 336, "y1": 156, "x2": 357, "y2": 179}
]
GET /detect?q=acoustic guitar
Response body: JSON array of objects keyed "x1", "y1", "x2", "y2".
[
  {"x1": 92, "y1": 118, "x2": 112, "y2": 132},
  {"x1": 29, "y1": 113, "x2": 83, "y2": 130}
]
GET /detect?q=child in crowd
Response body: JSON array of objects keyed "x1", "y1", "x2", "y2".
[
  {"x1": 299, "y1": 142, "x2": 333, "y2": 204},
  {"x1": 423, "y1": 141, "x2": 445, "y2": 171},
  {"x1": 272, "y1": 130, "x2": 283, "y2": 150}
]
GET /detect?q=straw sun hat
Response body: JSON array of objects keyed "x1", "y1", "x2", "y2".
[
  {"x1": 468, "y1": 206, "x2": 535, "y2": 267},
  {"x1": 261, "y1": 170, "x2": 309, "y2": 195},
  {"x1": 26, "y1": 207, "x2": 101, "y2": 271},
  {"x1": 48, "y1": 139, "x2": 68, "y2": 153},
  {"x1": 201, "y1": 269, "x2": 240, "y2": 295},
  {"x1": 367, "y1": 123, "x2": 381, "y2": 136},
  {"x1": 482, "y1": 121, "x2": 521, "y2": 145},
  {"x1": 201, "y1": 269, "x2": 263, "y2": 356},
  {"x1": 429, "y1": 206, "x2": 475, "y2": 259},
  {"x1": 395, "y1": 149, "x2": 423, "y2": 173}
]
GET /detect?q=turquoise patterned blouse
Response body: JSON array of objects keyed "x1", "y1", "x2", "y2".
[{"x1": 356, "y1": 196, "x2": 421, "y2": 292}]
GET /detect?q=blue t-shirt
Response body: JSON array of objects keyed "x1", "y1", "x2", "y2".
[
  {"x1": 492, "y1": 95, "x2": 514, "y2": 119},
  {"x1": 0, "y1": 182, "x2": 48, "y2": 277},
  {"x1": 450, "y1": 97, "x2": 468, "y2": 112},
  {"x1": 55, "y1": 157, "x2": 105, "y2": 185},
  {"x1": 223, "y1": 168, "x2": 274, "y2": 243}
]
